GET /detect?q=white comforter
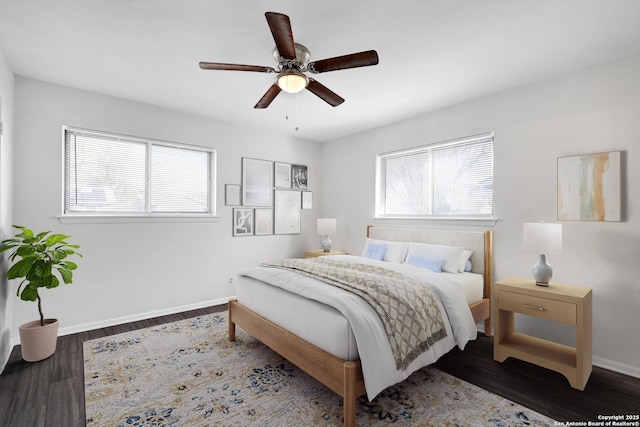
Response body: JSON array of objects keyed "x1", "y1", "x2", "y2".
[{"x1": 241, "y1": 255, "x2": 478, "y2": 400}]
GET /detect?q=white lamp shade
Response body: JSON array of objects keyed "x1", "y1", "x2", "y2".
[
  {"x1": 523, "y1": 222, "x2": 562, "y2": 255},
  {"x1": 317, "y1": 218, "x2": 337, "y2": 235}
]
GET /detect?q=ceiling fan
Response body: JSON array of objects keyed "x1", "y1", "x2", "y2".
[{"x1": 199, "y1": 12, "x2": 379, "y2": 109}]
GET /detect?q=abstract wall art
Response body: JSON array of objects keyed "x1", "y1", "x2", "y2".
[{"x1": 557, "y1": 151, "x2": 621, "y2": 221}]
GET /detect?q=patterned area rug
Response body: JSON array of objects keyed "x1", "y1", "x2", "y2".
[{"x1": 84, "y1": 312, "x2": 555, "y2": 426}]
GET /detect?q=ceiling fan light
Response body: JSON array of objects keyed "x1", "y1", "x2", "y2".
[{"x1": 277, "y1": 72, "x2": 308, "y2": 93}]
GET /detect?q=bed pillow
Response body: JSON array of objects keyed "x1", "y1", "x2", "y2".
[
  {"x1": 464, "y1": 260, "x2": 472, "y2": 272},
  {"x1": 458, "y1": 250, "x2": 474, "y2": 273},
  {"x1": 363, "y1": 243, "x2": 387, "y2": 261},
  {"x1": 405, "y1": 253, "x2": 445, "y2": 272},
  {"x1": 407, "y1": 242, "x2": 464, "y2": 273},
  {"x1": 361, "y1": 238, "x2": 408, "y2": 263}
]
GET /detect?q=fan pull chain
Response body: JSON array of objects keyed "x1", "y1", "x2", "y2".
[
  {"x1": 284, "y1": 94, "x2": 300, "y2": 131},
  {"x1": 285, "y1": 92, "x2": 290, "y2": 122},
  {"x1": 295, "y1": 92, "x2": 300, "y2": 131}
]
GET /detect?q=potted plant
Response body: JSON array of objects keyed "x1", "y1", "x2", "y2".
[{"x1": 0, "y1": 225, "x2": 82, "y2": 362}]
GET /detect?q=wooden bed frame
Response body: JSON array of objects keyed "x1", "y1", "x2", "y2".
[{"x1": 228, "y1": 226, "x2": 493, "y2": 427}]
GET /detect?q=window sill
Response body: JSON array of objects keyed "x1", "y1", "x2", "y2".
[
  {"x1": 58, "y1": 214, "x2": 220, "y2": 224},
  {"x1": 372, "y1": 216, "x2": 499, "y2": 227}
]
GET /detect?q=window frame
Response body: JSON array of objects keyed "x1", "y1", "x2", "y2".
[
  {"x1": 60, "y1": 126, "x2": 218, "y2": 222},
  {"x1": 375, "y1": 133, "x2": 494, "y2": 221}
]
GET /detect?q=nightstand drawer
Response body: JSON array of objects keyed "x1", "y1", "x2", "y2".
[{"x1": 499, "y1": 291, "x2": 577, "y2": 325}]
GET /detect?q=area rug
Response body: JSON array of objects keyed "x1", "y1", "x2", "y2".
[{"x1": 84, "y1": 312, "x2": 555, "y2": 426}]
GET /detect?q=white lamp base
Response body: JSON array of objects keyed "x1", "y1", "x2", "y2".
[
  {"x1": 532, "y1": 254, "x2": 553, "y2": 286},
  {"x1": 321, "y1": 235, "x2": 332, "y2": 252}
]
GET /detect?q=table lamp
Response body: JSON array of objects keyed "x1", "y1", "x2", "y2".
[
  {"x1": 523, "y1": 221, "x2": 562, "y2": 286},
  {"x1": 317, "y1": 218, "x2": 337, "y2": 252}
]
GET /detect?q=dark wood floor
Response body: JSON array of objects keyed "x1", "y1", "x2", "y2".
[
  {"x1": 1, "y1": 304, "x2": 638, "y2": 426},
  {"x1": 434, "y1": 335, "x2": 640, "y2": 423}
]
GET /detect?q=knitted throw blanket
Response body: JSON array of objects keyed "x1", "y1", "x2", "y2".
[{"x1": 262, "y1": 257, "x2": 448, "y2": 370}]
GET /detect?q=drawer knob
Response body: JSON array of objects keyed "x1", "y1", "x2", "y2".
[{"x1": 524, "y1": 304, "x2": 545, "y2": 311}]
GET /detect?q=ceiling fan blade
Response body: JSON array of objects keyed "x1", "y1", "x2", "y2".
[
  {"x1": 265, "y1": 12, "x2": 296, "y2": 60},
  {"x1": 254, "y1": 84, "x2": 282, "y2": 109},
  {"x1": 199, "y1": 62, "x2": 276, "y2": 73},
  {"x1": 308, "y1": 50, "x2": 379, "y2": 74},
  {"x1": 306, "y1": 79, "x2": 345, "y2": 107}
]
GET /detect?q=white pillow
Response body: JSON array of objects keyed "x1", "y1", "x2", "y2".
[
  {"x1": 458, "y1": 249, "x2": 474, "y2": 273},
  {"x1": 407, "y1": 242, "x2": 464, "y2": 273},
  {"x1": 361, "y1": 238, "x2": 408, "y2": 263}
]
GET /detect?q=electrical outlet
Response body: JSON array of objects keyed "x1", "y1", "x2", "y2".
[{"x1": 228, "y1": 276, "x2": 235, "y2": 286}]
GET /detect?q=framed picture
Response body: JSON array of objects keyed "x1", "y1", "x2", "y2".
[
  {"x1": 291, "y1": 164, "x2": 308, "y2": 189},
  {"x1": 274, "y1": 189, "x2": 301, "y2": 234},
  {"x1": 254, "y1": 208, "x2": 273, "y2": 235},
  {"x1": 274, "y1": 162, "x2": 292, "y2": 188},
  {"x1": 557, "y1": 151, "x2": 621, "y2": 221},
  {"x1": 225, "y1": 184, "x2": 241, "y2": 206},
  {"x1": 233, "y1": 208, "x2": 254, "y2": 236},
  {"x1": 302, "y1": 191, "x2": 313, "y2": 209},
  {"x1": 242, "y1": 158, "x2": 273, "y2": 206}
]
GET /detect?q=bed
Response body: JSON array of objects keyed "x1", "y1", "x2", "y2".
[{"x1": 228, "y1": 225, "x2": 493, "y2": 427}]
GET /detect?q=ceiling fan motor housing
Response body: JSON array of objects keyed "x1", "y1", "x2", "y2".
[
  {"x1": 273, "y1": 43, "x2": 310, "y2": 70},
  {"x1": 274, "y1": 43, "x2": 310, "y2": 92}
]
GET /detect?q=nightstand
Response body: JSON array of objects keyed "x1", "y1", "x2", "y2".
[
  {"x1": 304, "y1": 249, "x2": 348, "y2": 258},
  {"x1": 493, "y1": 277, "x2": 592, "y2": 390}
]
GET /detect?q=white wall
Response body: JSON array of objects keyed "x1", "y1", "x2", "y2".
[
  {"x1": 320, "y1": 55, "x2": 640, "y2": 377},
  {"x1": 10, "y1": 77, "x2": 322, "y2": 341}
]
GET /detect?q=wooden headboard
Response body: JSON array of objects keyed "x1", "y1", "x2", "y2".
[{"x1": 366, "y1": 225, "x2": 493, "y2": 327}]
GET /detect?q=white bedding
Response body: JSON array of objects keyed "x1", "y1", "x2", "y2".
[
  {"x1": 240, "y1": 254, "x2": 478, "y2": 400},
  {"x1": 443, "y1": 271, "x2": 484, "y2": 305},
  {"x1": 238, "y1": 275, "x2": 359, "y2": 360}
]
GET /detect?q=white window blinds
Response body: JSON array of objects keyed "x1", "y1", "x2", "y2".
[
  {"x1": 376, "y1": 133, "x2": 493, "y2": 218},
  {"x1": 64, "y1": 128, "x2": 215, "y2": 215}
]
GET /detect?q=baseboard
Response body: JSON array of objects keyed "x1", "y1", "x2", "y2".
[
  {"x1": 10, "y1": 297, "x2": 231, "y2": 346},
  {"x1": 593, "y1": 355, "x2": 640, "y2": 380}
]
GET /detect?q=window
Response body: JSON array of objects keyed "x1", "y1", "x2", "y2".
[
  {"x1": 376, "y1": 133, "x2": 493, "y2": 218},
  {"x1": 64, "y1": 127, "x2": 216, "y2": 216}
]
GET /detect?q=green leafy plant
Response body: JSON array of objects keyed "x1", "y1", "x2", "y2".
[{"x1": 0, "y1": 225, "x2": 82, "y2": 326}]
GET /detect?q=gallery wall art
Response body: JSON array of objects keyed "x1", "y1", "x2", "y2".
[
  {"x1": 291, "y1": 164, "x2": 308, "y2": 189},
  {"x1": 274, "y1": 162, "x2": 292, "y2": 188},
  {"x1": 254, "y1": 208, "x2": 273, "y2": 235},
  {"x1": 274, "y1": 189, "x2": 301, "y2": 234},
  {"x1": 233, "y1": 208, "x2": 254, "y2": 236},
  {"x1": 241, "y1": 158, "x2": 273, "y2": 207},
  {"x1": 225, "y1": 184, "x2": 241, "y2": 206},
  {"x1": 228, "y1": 158, "x2": 310, "y2": 235}
]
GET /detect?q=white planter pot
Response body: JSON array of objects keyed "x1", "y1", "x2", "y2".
[{"x1": 18, "y1": 318, "x2": 59, "y2": 362}]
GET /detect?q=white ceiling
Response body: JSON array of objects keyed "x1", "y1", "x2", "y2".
[{"x1": 1, "y1": 1, "x2": 639, "y2": 142}]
